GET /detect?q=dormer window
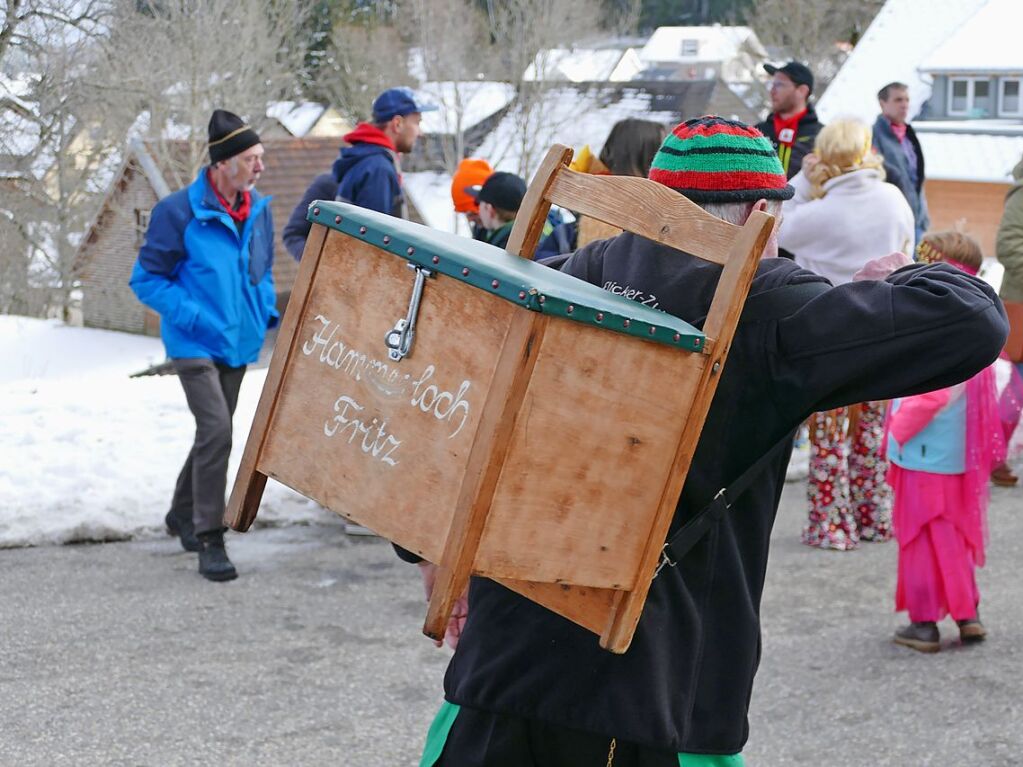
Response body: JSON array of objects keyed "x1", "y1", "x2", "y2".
[
  {"x1": 681, "y1": 39, "x2": 699, "y2": 56},
  {"x1": 999, "y1": 77, "x2": 1021, "y2": 116},
  {"x1": 948, "y1": 77, "x2": 992, "y2": 117}
]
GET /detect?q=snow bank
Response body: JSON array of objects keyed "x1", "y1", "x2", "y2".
[
  {"x1": 0, "y1": 317, "x2": 325, "y2": 548},
  {"x1": 3, "y1": 316, "x2": 1018, "y2": 547}
]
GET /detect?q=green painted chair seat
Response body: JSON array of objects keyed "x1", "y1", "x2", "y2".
[{"x1": 308, "y1": 201, "x2": 705, "y2": 352}]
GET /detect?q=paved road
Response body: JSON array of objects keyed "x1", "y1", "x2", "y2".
[{"x1": 1, "y1": 481, "x2": 1021, "y2": 766}]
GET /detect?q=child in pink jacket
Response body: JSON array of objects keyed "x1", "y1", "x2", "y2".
[{"x1": 887, "y1": 232, "x2": 1006, "y2": 652}]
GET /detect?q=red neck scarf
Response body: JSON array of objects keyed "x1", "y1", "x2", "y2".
[
  {"x1": 889, "y1": 120, "x2": 908, "y2": 142},
  {"x1": 207, "y1": 169, "x2": 251, "y2": 223},
  {"x1": 773, "y1": 109, "x2": 807, "y2": 148}
]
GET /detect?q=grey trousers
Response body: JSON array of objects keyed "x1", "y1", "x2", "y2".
[{"x1": 168, "y1": 358, "x2": 246, "y2": 535}]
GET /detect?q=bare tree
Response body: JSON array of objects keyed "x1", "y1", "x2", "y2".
[
  {"x1": 398, "y1": 0, "x2": 495, "y2": 173},
  {"x1": 747, "y1": 0, "x2": 883, "y2": 94},
  {"x1": 0, "y1": 1, "x2": 118, "y2": 318},
  {"x1": 482, "y1": 0, "x2": 604, "y2": 177},
  {"x1": 103, "y1": 0, "x2": 313, "y2": 178},
  {"x1": 303, "y1": 3, "x2": 412, "y2": 125},
  {"x1": 0, "y1": 0, "x2": 109, "y2": 63},
  {"x1": 0, "y1": 0, "x2": 311, "y2": 319}
]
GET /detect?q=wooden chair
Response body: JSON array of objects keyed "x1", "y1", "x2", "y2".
[
  {"x1": 224, "y1": 145, "x2": 774, "y2": 653},
  {"x1": 480, "y1": 145, "x2": 776, "y2": 649}
]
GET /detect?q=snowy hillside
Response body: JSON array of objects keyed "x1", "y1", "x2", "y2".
[{"x1": 0, "y1": 316, "x2": 325, "y2": 548}]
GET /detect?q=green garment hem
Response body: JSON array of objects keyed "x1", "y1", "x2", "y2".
[{"x1": 419, "y1": 702, "x2": 745, "y2": 767}]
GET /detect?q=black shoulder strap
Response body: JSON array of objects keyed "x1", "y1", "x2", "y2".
[
  {"x1": 656, "y1": 429, "x2": 794, "y2": 576},
  {"x1": 655, "y1": 280, "x2": 828, "y2": 576}
]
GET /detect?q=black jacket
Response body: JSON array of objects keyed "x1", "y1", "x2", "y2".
[
  {"x1": 756, "y1": 106, "x2": 824, "y2": 179},
  {"x1": 873, "y1": 115, "x2": 929, "y2": 232},
  {"x1": 282, "y1": 172, "x2": 337, "y2": 261},
  {"x1": 442, "y1": 234, "x2": 1007, "y2": 754}
]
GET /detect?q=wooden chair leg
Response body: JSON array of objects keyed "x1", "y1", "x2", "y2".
[
  {"x1": 599, "y1": 211, "x2": 775, "y2": 653},
  {"x1": 224, "y1": 224, "x2": 328, "y2": 532},
  {"x1": 423, "y1": 312, "x2": 548, "y2": 640}
]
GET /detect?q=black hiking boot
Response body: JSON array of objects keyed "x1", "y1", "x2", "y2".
[
  {"x1": 893, "y1": 621, "x2": 940, "y2": 653},
  {"x1": 197, "y1": 529, "x2": 238, "y2": 582},
  {"x1": 165, "y1": 511, "x2": 199, "y2": 552}
]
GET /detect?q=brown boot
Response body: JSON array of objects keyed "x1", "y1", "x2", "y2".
[
  {"x1": 991, "y1": 462, "x2": 1019, "y2": 487},
  {"x1": 957, "y1": 614, "x2": 988, "y2": 643},
  {"x1": 894, "y1": 622, "x2": 940, "y2": 653}
]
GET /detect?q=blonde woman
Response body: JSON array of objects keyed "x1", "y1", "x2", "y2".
[{"x1": 779, "y1": 119, "x2": 914, "y2": 550}]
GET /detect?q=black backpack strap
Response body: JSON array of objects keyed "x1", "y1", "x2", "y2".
[
  {"x1": 655, "y1": 430, "x2": 794, "y2": 577},
  {"x1": 654, "y1": 280, "x2": 829, "y2": 577}
]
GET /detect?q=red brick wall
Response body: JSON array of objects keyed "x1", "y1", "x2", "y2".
[{"x1": 925, "y1": 179, "x2": 1011, "y2": 257}]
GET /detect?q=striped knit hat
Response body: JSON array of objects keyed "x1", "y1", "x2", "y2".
[{"x1": 648, "y1": 116, "x2": 793, "y2": 203}]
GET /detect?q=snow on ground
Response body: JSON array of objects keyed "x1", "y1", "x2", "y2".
[
  {"x1": 3, "y1": 315, "x2": 1019, "y2": 547},
  {"x1": 0, "y1": 316, "x2": 324, "y2": 548}
]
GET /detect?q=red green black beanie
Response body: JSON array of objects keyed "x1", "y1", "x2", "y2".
[{"x1": 648, "y1": 115, "x2": 793, "y2": 203}]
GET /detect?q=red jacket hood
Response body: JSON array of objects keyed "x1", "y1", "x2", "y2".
[{"x1": 343, "y1": 123, "x2": 396, "y2": 151}]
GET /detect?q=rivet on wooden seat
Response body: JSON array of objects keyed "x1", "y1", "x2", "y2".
[
  {"x1": 407, "y1": 247, "x2": 415, "y2": 255},
  {"x1": 312, "y1": 207, "x2": 320, "y2": 216},
  {"x1": 462, "y1": 267, "x2": 470, "y2": 276},
  {"x1": 334, "y1": 215, "x2": 342, "y2": 224},
  {"x1": 491, "y1": 280, "x2": 499, "y2": 289},
  {"x1": 623, "y1": 319, "x2": 630, "y2": 328},
  {"x1": 596, "y1": 312, "x2": 604, "y2": 321},
  {"x1": 538, "y1": 295, "x2": 546, "y2": 304},
  {"x1": 432, "y1": 256, "x2": 440, "y2": 265},
  {"x1": 647, "y1": 326, "x2": 655, "y2": 335},
  {"x1": 383, "y1": 235, "x2": 391, "y2": 244},
  {"x1": 673, "y1": 333, "x2": 681, "y2": 342},
  {"x1": 359, "y1": 226, "x2": 367, "y2": 234},
  {"x1": 518, "y1": 291, "x2": 526, "y2": 300},
  {"x1": 566, "y1": 304, "x2": 573, "y2": 313}
]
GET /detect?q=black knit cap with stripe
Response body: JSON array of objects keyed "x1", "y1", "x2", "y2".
[{"x1": 207, "y1": 109, "x2": 261, "y2": 164}]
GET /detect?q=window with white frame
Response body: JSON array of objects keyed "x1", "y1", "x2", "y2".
[
  {"x1": 948, "y1": 77, "x2": 993, "y2": 117},
  {"x1": 1000, "y1": 77, "x2": 1022, "y2": 116}
]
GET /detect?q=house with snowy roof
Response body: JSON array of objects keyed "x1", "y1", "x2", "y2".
[
  {"x1": 264, "y1": 101, "x2": 351, "y2": 138},
  {"x1": 523, "y1": 47, "x2": 644, "y2": 83},
  {"x1": 817, "y1": 0, "x2": 1023, "y2": 255},
  {"x1": 473, "y1": 80, "x2": 759, "y2": 183},
  {"x1": 636, "y1": 25, "x2": 768, "y2": 84}
]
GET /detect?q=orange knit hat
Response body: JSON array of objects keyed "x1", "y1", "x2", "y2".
[{"x1": 451, "y1": 158, "x2": 494, "y2": 213}]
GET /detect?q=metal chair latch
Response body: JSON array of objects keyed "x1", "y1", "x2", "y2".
[{"x1": 384, "y1": 263, "x2": 433, "y2": 362}]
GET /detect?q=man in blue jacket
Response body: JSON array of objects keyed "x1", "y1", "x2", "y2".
[
  {"x1": 281, "y1": 87, "x2": 437, "y2": 260},
  {"x1": 130, "y1": 109, "x2": 278, "y2": 582}
]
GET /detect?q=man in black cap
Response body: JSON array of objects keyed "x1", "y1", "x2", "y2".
[
  {"x1": 130, "y1": 109, "x2": 279, "y2": 582},
  {"x1": 465, "y1": 171, "x2": 528, "y2": 249},
  {"x1": 756, "y1": 61, "x2": 824, "y2": 178}
]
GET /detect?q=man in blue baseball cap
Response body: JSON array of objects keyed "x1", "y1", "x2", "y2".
[{"x1": 326, "y1": 86, "x2": 437, "y2": 219}]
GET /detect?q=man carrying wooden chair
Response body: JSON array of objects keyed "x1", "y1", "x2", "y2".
[{"x1": 413, "y1": 117, "x2": 1008, "y2": 766}]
